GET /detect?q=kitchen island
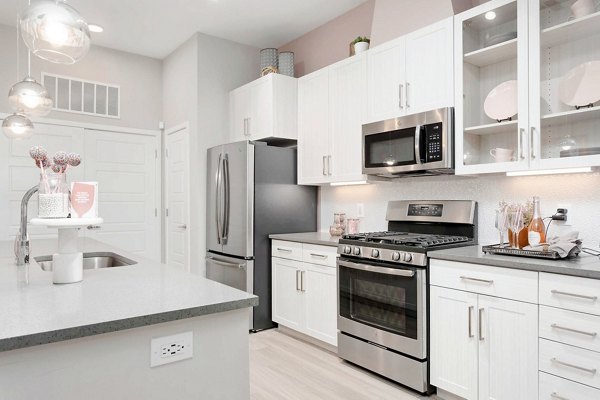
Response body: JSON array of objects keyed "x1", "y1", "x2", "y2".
[{"x1": 0, "y1": 238, "x2": 257, "y2": 400}]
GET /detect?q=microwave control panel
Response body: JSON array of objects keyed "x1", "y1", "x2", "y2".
[{"x1": 425, "y1": 122, "x2": 443, "y2": 163}]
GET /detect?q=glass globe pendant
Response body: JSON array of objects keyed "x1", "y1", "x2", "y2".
[
  {"x1": 8, "y1": 76, "x2": 53, "y2": 116},
  {"x1": 20, "y1": 0, "x2": 90, "y2": 64},
  {"x1": 2, "y1": 113, "x2": 34, "y2": 139}
]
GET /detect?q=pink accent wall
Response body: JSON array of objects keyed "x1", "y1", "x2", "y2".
[{"x1": 278, "y1": 0, "x2": 376, "y2": 77}]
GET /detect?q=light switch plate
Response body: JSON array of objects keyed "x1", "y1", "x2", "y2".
[{"x1": 150, "y1": 331, "x2": 193, "y2": 367}]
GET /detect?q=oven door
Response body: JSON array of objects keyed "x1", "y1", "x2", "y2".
[{"x1": 337, "y1": 258, "x2": 427, "y2": 360}]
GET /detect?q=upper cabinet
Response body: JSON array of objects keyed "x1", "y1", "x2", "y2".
[
  {"x1": 366, "y1": 17, "x2": 454, "y2": 123},
  {"x1": 455, "y1": 0, "x2": 600, "y2": 175},
  {"x1": 298, "y1": 54, "x2": 368, "y2": 185},
  {"x1": 229, "y1": 73, "x2": 297, "y2": 143}
]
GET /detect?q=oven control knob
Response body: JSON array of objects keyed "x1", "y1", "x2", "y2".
[
  {"x1": 343, "y1": 245, "x2": 352, "y2": 254},
  {"x1": 353, "y1": 247, "x2": 361, "y2": 256},
  {"x1": 391, "y1": 251, "x2": 401, "y2": 261},
  {"x1": 403, "y1": 252, "x2": 413, "y2": 262},
  {"x1": 371, "y1": 249, "x2": 380, "y2": 258}
]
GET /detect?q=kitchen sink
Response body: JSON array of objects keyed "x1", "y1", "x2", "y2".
[{"x1": 35, "y1": 252, "x2": 137, "y2": 271}]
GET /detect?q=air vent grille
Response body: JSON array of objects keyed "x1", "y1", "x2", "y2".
[{"x1": 42, "y1": 73, "x2": 120, "y2": 119}]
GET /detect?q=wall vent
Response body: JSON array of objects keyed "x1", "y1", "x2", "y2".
[{"x1": 42, "y1": 73, "x2": 120, "y2": 119}]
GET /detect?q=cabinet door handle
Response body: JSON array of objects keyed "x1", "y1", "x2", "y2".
[
  {"x1": 550, "y1": 393, "x2": 570, "y2": 400},
  {"x1": 468, "y1": 306, "x2": 474, "y2": 338},
  {"x1": 551, "y1": 289, "x2": 598, "y2": 301},
  {"x1": 551, "y1": 323, "x2": 597, "y2": 337},
  {"x1": 460, "y1": 276, "x2": 494, "y2": 285},
  {"x1": 551, "y1": 358, "x2": 597, "y2": 374},
  {"x1": 327, "y1": 155, "x2": 332, "y2": 176},
  {"x1": 296, "y1": 270, "x2": 301, "y2": 291},
  {"x1": 519, "y1": 128, "x2": 525, "y2": 160},
  {"x1": 244, "y1": 118, "x2": 248, "y2": 136},
  {"x1": 300, "y1": 270, "x2": 306, "y2": 292},
  {"x1": 530, "y1": 127, "x2": 536, "y2": 159},
  {"x1": 322, "y1": 156, "x2": 327, "y2": 176},
  {"x1": 247, "y1": 118, "x2": 251, "y2": 136},
  {"x1": 478, "y1": 308, "x2": 484, "y2": 341},
  {"x1": 399, "y1": 84, "x2": 404, "y2": 109},
  {"x1": 405, "y1": 82, "x2": 410, "y2": 108}
]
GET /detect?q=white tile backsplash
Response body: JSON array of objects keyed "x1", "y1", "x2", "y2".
[{"x1": 319, "y1": 172, "x2": 600, "y2": 247}]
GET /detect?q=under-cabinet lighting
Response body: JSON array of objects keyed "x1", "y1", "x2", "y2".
[
  {"x1": 330, "y1": 180, "x2": 369, "y2": 187},
  {"x1": 485, "y1": 11, "x2": 497, "y2": 20},
  {"x1": 506, "y1": 167, "x2": 592, "y2": 177}
]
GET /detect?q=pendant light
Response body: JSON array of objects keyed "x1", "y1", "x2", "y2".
[
  {"x1": 20, "y1": 0, "x2": 90, "y2": 64},
  {"x1": 2, "y1": 113, "x2": 34, "y2": 139},
  {"x1": 8, "y1": 52, "x2": 53, "y2": 116}
]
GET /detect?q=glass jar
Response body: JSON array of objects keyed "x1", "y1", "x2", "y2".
[
  {"x1": 38, "y1": 172, "x2": 70, "y2": 218},
  {"x1": 346, "y1": 218, "x2": 360, "y2": 235},
  {"x1": 334, "y1": 213, "x2": 347, "y2": 233}
]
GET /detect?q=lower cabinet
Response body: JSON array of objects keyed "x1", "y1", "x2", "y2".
[
  {"x1": 272, "y1": 250, "x2": 337, "y2": 346},
  {"x1": 431, "y1": 284, "x2": 538, "y2": 400}
]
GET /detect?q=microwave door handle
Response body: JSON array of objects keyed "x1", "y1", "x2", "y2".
[{"x1": 414, "y1": 125, "x2": 423, "y2": 164}]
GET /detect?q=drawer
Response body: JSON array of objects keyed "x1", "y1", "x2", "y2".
[
  {"x1": 272, "y1": 240, "x2": 303, "y2": 261},
  {"x1": 540, "y1": 338, "x2": 600, "y2": 390},
  {"x1": 539, "y1": 371, "x2": 600, "y2": 400},
  {"x1": 302, "y1": 244, "x2": 337, "y2": 267},
  {"x1": 540, "y1": 273, "x2": 600, "y2": 316},
  {"x1": 430, "y1": 259, "x2": 538, "y2": 303},
  {"x1": 540, "y1": 305, "x2": 600, "y2": 352}
]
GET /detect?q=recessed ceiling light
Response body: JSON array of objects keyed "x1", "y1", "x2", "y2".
[
  {"x1": 89, "y1": 24, "x2": 104, "y2": 33},
  {"x1": 485, "y1": 11, "x2": 497, "y2": 20}
]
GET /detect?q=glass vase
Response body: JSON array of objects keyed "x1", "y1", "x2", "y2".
[{"x1": 38, "y1": 171, "x2": 70, "y2": 218}]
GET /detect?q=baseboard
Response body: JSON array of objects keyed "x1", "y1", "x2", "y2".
[{"x1": 277, "y1": 326, "x2": 338, "y2": 354}]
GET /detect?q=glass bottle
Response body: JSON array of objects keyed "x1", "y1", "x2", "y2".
[
  {"x1": 38, "y1": 171, "x2": 70, "y2": 218},
  {"x1": 527, "y1": 196, "x2": 546, "y2": 246}
]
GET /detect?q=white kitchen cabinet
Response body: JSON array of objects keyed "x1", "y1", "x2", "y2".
[
  {"x1": 271, "y1": 241, "x2": 337, "y2": 346},
  {"x1": 229, "y1": 73, "x2": 297, "y2": 143},
  {"x1": 430, "y1": 260, "x2": 538, "y2": 400},
  {"x1": 366, "y1": 17, "x2": 454, "y2": 123},
  {"x1": 298, "y1": 55, "x2": 367, "y2": 185},
  {"x1": 455, "y1": 0, "x2": 600, "y2": 175}
]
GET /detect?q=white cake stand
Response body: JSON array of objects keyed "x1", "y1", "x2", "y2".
[{"x1": 30, "y1": 218, "x2": 103, "y2": 284}]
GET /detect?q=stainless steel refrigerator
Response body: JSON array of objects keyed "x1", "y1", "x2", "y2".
[{"x1": 206, "y1": 141, "x2": 317, "y2": 331}]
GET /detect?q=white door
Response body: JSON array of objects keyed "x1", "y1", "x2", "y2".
[
  {"x1": 229, "y1": 85, "x2": 251, "y2": 143},
  {"x1": 0, "y1": 123, "x2": 84, "y2": 240},
  {"x1": 271, "y1": 257, "x2": 303, "y2": 330},
  {"x1": 405, "y1": 17, "x2": 454, "y2": 114},
  {"x1": 366, "y1": 36, "x2": 406, "y2": 123},
  {"x1": 303, "y1": 263, "x2": 337, "y2": 346},
  {"x1": 297, "y1": 68, "x2": 330, "y2": 185},
  {"x1": 165, "y1": 126, "x2": 190, "y2": 270},
  {"x1": 84, "y1": 129, "x2": 160, "y2": 261},
  {"x1": 430, "y1": 286, "x2": 479, "y2": 400},
  {"x1": 329, "y1": 54, "x2": 368, "y2": 183},
  {"x1": 478, "y1": 295, "x2": 538, "y2": 400}
]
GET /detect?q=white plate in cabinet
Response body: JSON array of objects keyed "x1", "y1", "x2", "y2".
[
  {"x1": 271, "y1": 240, "x2": 303, "y2": 261},
  {"x1": 540, "y1": 305, "x2": 600, "y2": 352},
  {"x1": 302, "y1": 244, "x2": 336, "y2": 268},
  {"x1": 540, "y1": 371, "x2": 600, "y2": 400},
  {"x1": 430, "y1": 259, "x2": 538, "y2": 303},
  {"x1": 540, "y1": 338, "x2": 600, "y2": 390},
  {"x1": 540, "y1": 273, "x2": 600, "y2": 316}
]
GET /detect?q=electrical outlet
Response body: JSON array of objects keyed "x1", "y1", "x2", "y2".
[
  {"x1": 357, "y1": 203, "x2": 365, "y2": 218},
  {"x1": 150, "y1": 331, "x2": 193, "y2": 367},
  {"x1": 555, "y1": 204, "x2": 573, "y2": 226}
]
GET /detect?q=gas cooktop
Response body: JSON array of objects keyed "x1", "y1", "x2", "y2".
[{"x1": 342, "y1": 231, "x2": 471, "y2": 248}]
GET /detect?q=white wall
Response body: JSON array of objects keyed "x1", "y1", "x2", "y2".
[
  {"x1": 319, "y1": 172, "x2": 600, "y2": 246},
  {"x1": 162, "y1": 33, "x2": 259, "y2": 275},
  {"x1": 0, "y1": 24, "x2": 162, "y2": 130}
]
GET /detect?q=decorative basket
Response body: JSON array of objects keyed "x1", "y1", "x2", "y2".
[
  {"x1": 278, "y1": 51, "x2": 295, "y2": 77},
  {"x1": 260, "y1": 48, "x2": 279, "y2": 75}
]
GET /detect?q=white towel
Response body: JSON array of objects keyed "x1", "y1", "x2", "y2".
[{"x1": 524, "y1": 231, "x2": 581, "y2": 258}]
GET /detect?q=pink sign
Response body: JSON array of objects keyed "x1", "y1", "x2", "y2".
[{"x1": 70, "y1": 182, "x2": 96, "y2": 217}]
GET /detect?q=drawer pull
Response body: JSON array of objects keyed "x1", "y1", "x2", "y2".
[
  {"x1": 310, "y1": 253, "x2": 328, "y2": 259},
  {"x1": 460, "y1": 276, "x2": 494, "y2": 285},
  {"x1": 276, "y1": 248, "x2": 292, "y2": 253},
  {"x1": 551, "y1": 290, "x2": 598, "y2": 301},
  {"x1": 551, "y1": 323, "x2": 598, "y2": 337},
  {"x1": 550, "y1": 393, "x2": 570, "y2": 400},
  {"x1": 551, "y1": 357, "x2": 597, "y2": 374}
]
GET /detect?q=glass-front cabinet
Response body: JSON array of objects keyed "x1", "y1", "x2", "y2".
[{"x1": 455, "y1": 0, "x2": 600, "y2": 174}]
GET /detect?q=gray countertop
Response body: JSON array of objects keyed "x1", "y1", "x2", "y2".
[
  {"x1": 429, "y1": 245, "x2": 600, "y2": 279},
  {"x1": 0, "y1": 238, "x2": 257, "y2": 352},
  {"x1": 269, "y1": 232, "x2": 340, "y2": 247}
]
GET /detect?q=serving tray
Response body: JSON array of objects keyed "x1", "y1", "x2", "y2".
[{"x1": 482, "y1": 242, "x2": 581, "y2": 260}]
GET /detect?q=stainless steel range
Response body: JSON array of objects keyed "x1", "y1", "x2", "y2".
[{"x1": 337, "y1": 200, "x2": 477, "y2": 394}]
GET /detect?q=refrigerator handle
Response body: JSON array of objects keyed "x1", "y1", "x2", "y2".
[
  {"x1": 216, "y1": 153, "x2": 223, "y2": 244},
  {"x1": 222, "y1": 153, "x2": 230, "y2": 244}
]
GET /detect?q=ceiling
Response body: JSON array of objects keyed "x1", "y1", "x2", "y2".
[{"x1": 0, "y1": 0, "x2": 369, "y2": 59}]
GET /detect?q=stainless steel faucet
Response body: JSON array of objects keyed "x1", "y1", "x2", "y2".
[{"x1": 15, "y1": 185, "x2": 39, "y2": 265}]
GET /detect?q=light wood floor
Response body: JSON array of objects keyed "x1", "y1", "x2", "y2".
[{"x1": 249, "y1": 329, "x2": 442, "y2": 400}]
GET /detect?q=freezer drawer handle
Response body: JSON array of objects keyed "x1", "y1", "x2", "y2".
[
  {"x1": 206, "y1": 256, "x2": 245, "y2": 270},
  {"x1": 551, "y1": 324, "x2": 597, "y2": 337},
  {"x1": 551, "y1": 290, "x2": 598, "y2": 301},
  {"x1": 551, "y1": 358, "x2": 597, "y2": 374}
]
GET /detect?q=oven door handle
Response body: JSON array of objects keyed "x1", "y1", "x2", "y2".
[{"x1": 338, "y1": 260, "x2": 415, "y2": 277}]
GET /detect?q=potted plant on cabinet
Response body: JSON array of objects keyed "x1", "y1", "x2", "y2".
[{"x1": 352, "y1": 36, "x2": 370, "y2": 55}]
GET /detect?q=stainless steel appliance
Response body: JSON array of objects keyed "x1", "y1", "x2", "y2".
[
  {"x1": 337, "y1": 200, "x2": 477, "y2": 394},
  {"x1": 207, "y1": 141, "x2": 317, "y2": 331},
  {"x1": 362, "y1": 107, "x2": 454, "y2": 178}
]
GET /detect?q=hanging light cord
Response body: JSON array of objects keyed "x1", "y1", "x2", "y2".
[{"x1": 16, "y1": 12, "x2": 19, "y2": 82}]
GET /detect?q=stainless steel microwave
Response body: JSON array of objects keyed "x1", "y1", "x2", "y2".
[{"x1": 362, "y1": 108, "x2": 454, "y2": 178}]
